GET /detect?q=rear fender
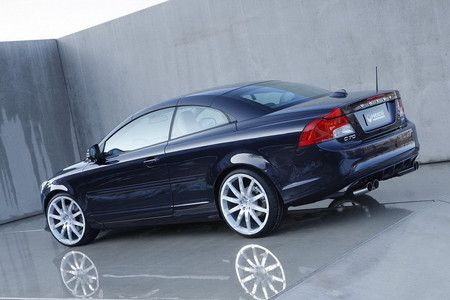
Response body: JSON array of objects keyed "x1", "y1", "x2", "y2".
[{"x1": 211, "y1": 152, "x2": 282, "y2": 199}]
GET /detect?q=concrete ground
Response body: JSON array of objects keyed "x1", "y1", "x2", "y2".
[{"x1": 0, "y1": 163, "x2": 449, "y2": 299}]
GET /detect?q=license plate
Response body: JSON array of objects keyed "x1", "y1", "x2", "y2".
[{"x1": 355, "y1": 103, "x2": 393, "y2": 131}]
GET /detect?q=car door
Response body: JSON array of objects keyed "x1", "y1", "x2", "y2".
[
  {"x1": 165, "y1": 105, "x2": 235, "y2": 216},
  {"x1": 82, "y1": 107, "x2": 175, "y2": 224}
]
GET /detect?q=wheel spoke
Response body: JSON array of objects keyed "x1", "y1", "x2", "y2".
[
  {"x1": 67, "y1": 226, "x2": 73, "y2": 241},
  {"x1": 63, "y1": 269, "x2": 78, "y2": 275},
  {"x1": 73, "y1": 255, "x2": 80, "y2": 269},
  {"x1": 72, "y1": 211, "x2": 82, "y2": 218},
  {"x1": 236, "y1": 209, "x2": 244, "y2": 225},
  {"x1": 72, "y1": 220, "x2": 84, "y2": 227},
  {"x1": 246, "y1": 180, "x2": 255, "y2": 197},
  {"x1": 74, "y1": 278, "x2": 80, "y2": 293},
  {"x1": 238, "y1": 265, "x2": 255, "y2": 272},
  {"x1": 80, "y1": 255, "x2": 87, "y2": 268},
  {"x1": 252, "y1": 247, "x2": 260, "y2": 266},
  {"x1": 54, "y1": 221, "x2": 64, "y2": 228},
  {"x1": 65, "y1": 276, "x2": 77, "y2": 285},
  {"x1": 87, "y1": 274, "x2": 97, "y2": 281},
  {"x1": 87, "y1": 282, "x2": 95, "y2": 291},
  {"x1": 242, "y1": 252, "x2": 257, "y2": 268},
  {"x1": 262, "y1": 285, "x2": 269, "y2": 299},
  {"x1": 227, "y1": 182, "x2": 241, "y2": 198},
  {"x1": 52, "y1": 202, "x2": 62, "y2": 215},
  {"x1": 241, "y1": 274, "x2": 255, "y2": 284},
  {"x1": 249, "y1": 210, "x2": 262, "y2": 226},
  {"x1": 265, "y1": 262, "x2": 280, "y2": 272},
  {"x1": 70, "y1": 225, "x2": 81, "y2": 238},
  {"x1": 223, "y1": 196, "x2": 240, "y2": 204},
  {"x1": 251, "y1": 278, "x2": 260, "y2": 294},
  {"x1": 267, "y1": 281, "x2": 278, "y2": 294},
  {"x1": 260, "y1": 250, "x2": 269, "y2": 266},
  {"x1": 251, "y1": 193, "x2": 265, "y2": 202},
  {"x1": 84, "y1": 265, "x2": 96, "y2": 273},
  {"x1": 238, "y1": 176, "x2": 245, "y2": 194},
  {"x1": 49, "y1": 213, "x2": 62, "y2": 220},
  {"x1": 61, "y1": 198, "x2": 67, "y2": 213},
  {"x1": 245, "y1": 211, "x2": 251, "y2": 230},
  {"x1": 61, "y1": 225, "x2": 67, "y2": 237},
  {"x1": 68, "y1": 201, "x2": 74, "y2": 213},
  {"x1": 81, "y1": 283, "x2": 87, "y2": 296},
  {"x1": 228, "y1": 205, "x2": 241, "y2": 214},
  {"x1": 270, "y1": 275, "x2": 284, "y2": 283},
  {"x1": 251, "y1": 203, "x2": 268, "y2": 214}
]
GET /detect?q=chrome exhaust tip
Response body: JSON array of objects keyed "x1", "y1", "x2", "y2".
[
  {"x1": 367, "y1": 181, "x2": 373, "y2": 191},
  {"x1": 352, "y1": 179, "x2": 379, "y2": 196},
  {"x1": 372, "y1": 179, "x2": 379, "y2": 190}
]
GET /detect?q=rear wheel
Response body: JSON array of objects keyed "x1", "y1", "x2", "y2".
[
  {"x1": 219, "y1": 169, "x2": 284, "y2": 237},
  {"x1": 47, "y1": 194, "x2": 99, "y2": 246}
]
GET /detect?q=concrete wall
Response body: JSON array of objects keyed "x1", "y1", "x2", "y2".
[
  {"x1": 0, "y1": 0, "x2": 448, "y2": 223},
  {"x1": 58, "y1": 0, "x2": 450, "y2": 163},
  {"x1": 0, "y1": 40, "x2": 79, "y2": 224}
]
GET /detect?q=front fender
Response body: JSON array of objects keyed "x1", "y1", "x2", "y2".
[{"x1": 40, "y1": 182, "x2": 73, "y2": 212}]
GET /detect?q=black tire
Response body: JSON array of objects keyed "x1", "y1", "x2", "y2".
[
  {"x1": 46, "y1": 193, "x2": 100, "y2": 247},
  {"x1": 218, "y1": 168, "x2": 285, "y2": 238}
]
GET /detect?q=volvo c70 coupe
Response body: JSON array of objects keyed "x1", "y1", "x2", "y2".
[{"x1": 41, "y1": 80, "x2": 420, "y2": 246}]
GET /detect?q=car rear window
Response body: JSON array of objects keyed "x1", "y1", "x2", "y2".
[{"x1": 232, "y1": 81, "x2": 330, "y2": 110}]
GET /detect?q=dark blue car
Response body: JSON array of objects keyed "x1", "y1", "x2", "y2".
[{"x1": 41, "y1": 80, "x2": 420, "y2": 246}]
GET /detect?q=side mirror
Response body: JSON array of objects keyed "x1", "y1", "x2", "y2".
[{"x1": 86, "y1": 144, "x2": 102, "y2": 161}]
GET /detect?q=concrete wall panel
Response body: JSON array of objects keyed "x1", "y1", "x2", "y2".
[
  {"x1": 0, "y1": 40, "x2": 79, "y2": 223},
  {"x1": 58, "y1": 0, "x2": 450, "y2": 163}
]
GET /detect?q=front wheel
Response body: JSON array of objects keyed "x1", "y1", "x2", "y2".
[
  {"x1": 219, "y1": 169, "x2": 285, "y2": 238},
  {"x1": 47, "y1": 193, "x2": 99, "y2": 246}
]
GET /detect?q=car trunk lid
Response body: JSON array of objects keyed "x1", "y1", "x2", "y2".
[{"x1": 275, "y1": 90, "x2": 403, "y2": 140}]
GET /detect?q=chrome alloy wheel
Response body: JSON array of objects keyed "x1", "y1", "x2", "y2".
[
  {"x1": 60, "y1": 251, "x2": 99, "y2": 297},
  {"x1": 47, "y1": 196, "x2": 86, "y2": 245},
  {"x1": 235, "y1": 244, "x2": 286, "y2": 300},
  {"x1": 220, "y1": 174, "x2": 269, "y2": 235}
]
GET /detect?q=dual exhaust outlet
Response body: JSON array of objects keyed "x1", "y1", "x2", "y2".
[{"x1": 352, "y1": 179, "x2": 380, "y2": 196}]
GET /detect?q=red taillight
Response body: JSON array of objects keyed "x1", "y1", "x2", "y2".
[{"x1": 299, "y1": 108, "x2": 355, "y2": 148}]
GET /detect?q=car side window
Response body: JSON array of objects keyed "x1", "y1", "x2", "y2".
[
  {"x1": 104, "y1": 107, "x2": 175, "y2": 153},
  {"x1": 171, "y1": 106, "x2": 229, "y2": 139}
]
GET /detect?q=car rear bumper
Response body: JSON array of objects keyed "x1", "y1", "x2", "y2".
[{"x1": 281, "y1": 120, "x2": 419, "y2": 206}]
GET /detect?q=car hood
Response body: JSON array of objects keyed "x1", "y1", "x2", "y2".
[{"x1": 52, "y1": 160, "x2": 89, "y2": 179}]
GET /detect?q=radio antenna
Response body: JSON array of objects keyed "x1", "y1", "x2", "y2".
[{"x1": 375, "y1": 66, "x2": 379, "y2": 92}]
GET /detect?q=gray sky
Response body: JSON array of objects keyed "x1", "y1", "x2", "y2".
[{"x1": 0, "y1": 0, "x2": 168, "y2": 41}]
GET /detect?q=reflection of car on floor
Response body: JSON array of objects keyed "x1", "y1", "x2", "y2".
[
  {"x1": 40, "y1": 80, "x2": 420, "y2": 246},
  {"x1": 53, "y1": 196, "x2": 391, "y2": 299},
  {"x1": 57, "y1": 244, "x2": 287, "y2": 300}
]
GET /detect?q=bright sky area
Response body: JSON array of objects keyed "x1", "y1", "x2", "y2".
[{"x1": 0, "y1": 0, "x2": 168, "y2": 41}]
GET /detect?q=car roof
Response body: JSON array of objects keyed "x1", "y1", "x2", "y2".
[
  {"x1": 135, "y1": 80, "x2": 273, "y2": 120},
  {"x1": 100, "y1": 81, "x2": 275, "y2": 145}
]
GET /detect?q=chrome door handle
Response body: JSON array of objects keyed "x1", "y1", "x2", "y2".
[{"x1": 143, "y1": 157, "x2": 159, "y2": 166}]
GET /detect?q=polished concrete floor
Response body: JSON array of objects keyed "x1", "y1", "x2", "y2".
[{"x1": 1, "y1": 163, "x2": 449, "y2": 299}]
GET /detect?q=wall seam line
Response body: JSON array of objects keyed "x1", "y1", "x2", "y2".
[{"x1": 54, "y1": 39, "x2": 81, "y2": 160}]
